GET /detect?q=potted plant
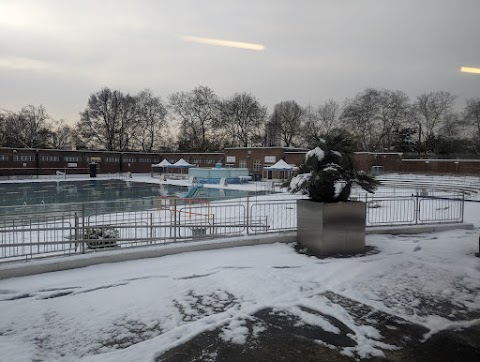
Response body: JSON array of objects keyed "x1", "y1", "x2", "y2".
[
  {"x1": 83, "y1": 227, "x2": 120, "y2": 249},
  {"x1": 289, "y1": 142, "x2": 378, "y2": 256}
]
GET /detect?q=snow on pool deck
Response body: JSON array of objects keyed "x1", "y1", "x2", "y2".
[{"x1": 0, "y1": 174, "x2": 479, "y2": 361}]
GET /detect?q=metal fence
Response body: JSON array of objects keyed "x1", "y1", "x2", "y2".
[
  {"x1": 364, "y1": 193, "x2": 464, "y2": 226},
  {"x1": 0, "y1": 192, "x2": 465, "y2": 261},
  {"x1": 0, "y1": 197, "x2": 297, "y2": 261}
]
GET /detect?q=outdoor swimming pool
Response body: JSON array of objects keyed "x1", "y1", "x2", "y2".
[{"x1": 0, "y1": 179, "x2": 271, "y2": 209}]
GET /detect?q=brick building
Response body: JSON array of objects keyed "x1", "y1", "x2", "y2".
[
  {"x1": 0, "y1": 147, "x2": 307, "y2": 178},
  {"x1": 3, "y1": 147, "x2": 480, "y2": 178}
]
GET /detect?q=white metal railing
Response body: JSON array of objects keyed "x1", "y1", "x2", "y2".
[{"x1": 0, "y1": 192, "x2": 465, "y2": 261}]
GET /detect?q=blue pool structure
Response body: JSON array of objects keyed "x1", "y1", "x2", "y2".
[{"x1": 188, "y1": 166, "x2": 251, "y2": 185}]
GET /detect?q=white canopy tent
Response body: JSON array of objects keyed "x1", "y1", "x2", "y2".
[
  {"x1": 172, "y1": 158, "x2": 194, "y2": 168},
  {"x1": 263, "y1": 159, "x2": 296, "y2": 180},
  {"x1": 151, "y1": 158, "x2": 195, "y2": 177},
  {"x1": 171, "y1": 158, "x2": 195, "y2": 175},
  {"x1": 151, "y1": 159, "x2": 172, "y2": 178},
  {"x1": 152, "y1": 159, "x2": 173, "y2": 167}
]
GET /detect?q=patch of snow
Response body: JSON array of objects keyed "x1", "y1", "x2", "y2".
[
  {"x1": 288, "y1": 306, "x2": 341, "y2": 334},
  {"x1": 334, "y1": 180, "x2": 346, "y2": 198},
  {"x1": 422, "y1": 317, "x2": 480, "y2": 341},
  {"x1": 0, "y1": 336, "x2": 37, "y2": 362},
  {"x1": 305, "y1": 147, "x2": 325, "y2": 162},
  {"x1": 289, "y1": 173, "x2": 311, "y2": 192},
  {"x1": 220, "y1": 318, "x2": 249, "y2": 344}
]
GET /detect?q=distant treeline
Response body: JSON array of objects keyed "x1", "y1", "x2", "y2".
[{"x1": 1, "y1": 86, "x2": 479, "y2": 155}]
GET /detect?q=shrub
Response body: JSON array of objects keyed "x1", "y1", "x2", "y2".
[
  {"x1": 289, "y1": 142, "x2": 379, "y2": 202},
  {"x1": 84, "y1": 227, "x2": 119, "y2": 249}
]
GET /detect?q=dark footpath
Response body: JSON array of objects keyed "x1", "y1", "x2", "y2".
[{"x1": 157, "y1": 292, "x2": 480, "y2": 362}]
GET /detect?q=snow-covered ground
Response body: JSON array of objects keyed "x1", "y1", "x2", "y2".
[{"x1": 0, "y1": 174, "x2": 479, "y2": 361}]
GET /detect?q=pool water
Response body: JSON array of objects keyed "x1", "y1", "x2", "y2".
[
  {"x1": 0, "y1": 180, "x2": 270, "y2": 208},
  {"x1": 0, "y1": 180, "x2": 163, "y2": 207}
]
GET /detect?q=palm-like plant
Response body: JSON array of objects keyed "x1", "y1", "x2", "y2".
[{"x1": 289, "y1": 143, "x2": 379, "y2": 202}]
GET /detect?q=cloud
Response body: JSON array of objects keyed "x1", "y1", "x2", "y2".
[
  {"x1": 181, "y1": 35, "x2": 265, "y2": 51},
  {"x1": 0, "y1": 56, "x2": 55, "y2": 71}
]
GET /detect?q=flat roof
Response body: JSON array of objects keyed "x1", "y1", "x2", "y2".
[{"x1": 225, "y1": 147, "x2": 309, "y2": 151}]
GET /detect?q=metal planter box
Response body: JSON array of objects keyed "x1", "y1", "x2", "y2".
[{"x1": 297, "y1": 199, "x2": 366, "y2": 256}]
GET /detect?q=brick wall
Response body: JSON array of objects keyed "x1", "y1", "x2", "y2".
[
  {"x1": 352, "y1": 151, "x2": 480, "y2": 176},
  {"x1": 401, "y1": 159, "x2": 480, "y2": 175},
  {"x1": 352, "y1": 153, "x2": 375, "y2": 172},
  {"x1": 3, "y1": 147, "x2": 479, "y2": 177}
]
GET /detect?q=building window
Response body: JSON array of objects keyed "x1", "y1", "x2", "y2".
[
  {"x1": 64, "y1": 156, "x2": 80, "y2": 162},
  {"x1": 205, "y1": 159, "x2": 213, "y2": 164},
  {"x1": 253, "y1": 160, "x2": 262, "y2": 171},
  {"x1": 86, "y1": 156, "x2": 102, "y2": 162},
  {"x1": 0, "y1": 155, "x2": 8, "y2": 161},
  {"x1": 124, "y1": 157, "x2": 136, "y2": 163},
  {"x1": 13, "y1": 155, "x2": 34, "y2": 162},
  {"x1": 138, "y1": 158, "x2": 152, "y2": 163},
  {"x1": 104, "y1": 157, "x2": 120, "y2": 162},
  {"x1": 264, "y1": 156, "x2": 276, "y2": 163},
  {"x1": 40, "y1": 156, "x2": 59, "y2": 162},
  {"x1": 239, "y1": 160, "x2": 247, "y2": 168}
]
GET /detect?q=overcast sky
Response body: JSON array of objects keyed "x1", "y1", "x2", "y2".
[{"x1": 1, "y1": 0, "x2": 479, "y2": 122}]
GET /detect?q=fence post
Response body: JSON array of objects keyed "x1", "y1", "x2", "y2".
[
  {"x1": 149, "y1": 213, "x2": 154, "y2": 243},
  {"x1": 246, "y1": 197, "x2": 250, "y2": 235},
  {"x1": 461, "y1": 192, "x2": 465, "y2": 223},
  {"x1": 74, "y1": 212, "x2": 78, "y2": 253},
  {"x1": 173, "y1": 198, "x2": 177, "y2": 243},
  {"x1": 81, "y1": 204, "x2": 86, "y2": 253},
  {"x1": 211, "y1": 214, "x2": 215, "y2": 236},
  {"x1": 415, "y1": 192, "x2": 419, "y2": 225}
]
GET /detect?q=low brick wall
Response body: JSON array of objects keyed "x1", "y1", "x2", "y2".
[
  {"x1": 401, "y1": 159, "x2": 480, "y2": 175},
  {"x1": 353, "y1": 152, "x2": 480, "y2": 176}
]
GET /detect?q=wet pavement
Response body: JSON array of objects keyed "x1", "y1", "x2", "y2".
[{"x1": 158, "y1": 292, "x2": 480, "y2": 362}]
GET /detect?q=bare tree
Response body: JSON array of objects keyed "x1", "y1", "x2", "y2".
[
  {"x1": 302, "y1": 100, "x2": 340, "y2": 148},
  {"x1": 50, "y1": 119, "x2": 72, "y2": 149},
  {"x1": 169, "y1": 86, "x2": 221, "y2": 151},
  {"x1": 341, "y1": 88, "x2": 411, "y2": 152},
  {"x1": 220, "y1": 92, "x2": 267, "y2": 147},
  {"x1": 375, "y1": 90, "x2": 410, "y2": 151},
  {"x1": 414, "y1": 91, "x2": 456, "y2": 153},
  {"x1": 301, "y1": 105, "x2": 322, "y2": 148},
  {"x1": 341, "y1": 88, "x2": 381, "y2": 151},
  {"x1": 318, "y1": 99, "x2": 341, "y2": 136},
  {"x1": 78, "y1": 87, "x2": 135, "y2": 151},
  {"x1": 465, "y1": 98, "x2": 480, "y2": 132},
  {"x1": 9, "y1": 105, "x2": 50, "y2": 148},
  {"x1": 270, "y1": 100, "x2": 303, "y2": 147},
  {"x1": 70, "y1": 125, "x2": 88, "y2": 150},
  {"x1": 117, "y1": 93, "x2": 137, "y2": 151},
  {"x1": 0, "y1": 110, "x2": 10, "y2": 146},
  {"x1": 464, "y1": 98, "x2": 480, "y2": 150},
  {"x1": 132, "y1": 89, "x2": 168, "y2": 152}
]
